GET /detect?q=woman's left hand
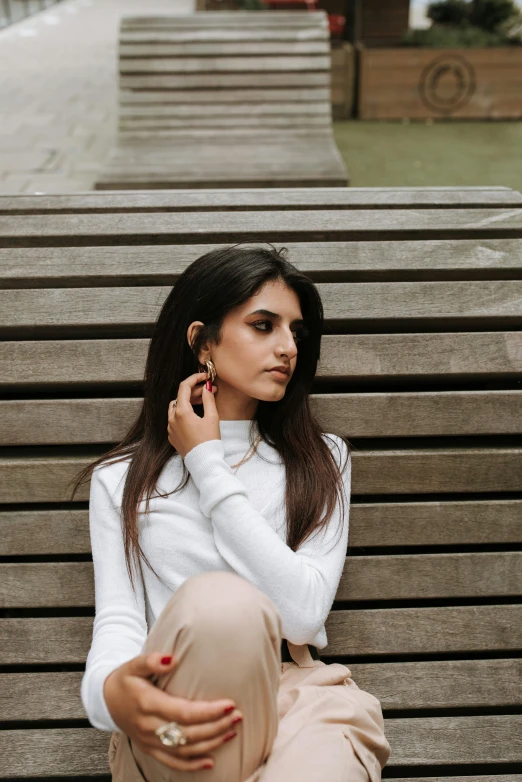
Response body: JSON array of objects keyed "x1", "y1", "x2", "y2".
[{"x1": 167, "y1": 372, "x2": 220, "y2": 458}]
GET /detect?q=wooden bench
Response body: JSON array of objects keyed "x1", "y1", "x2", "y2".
[
  {"x1": 94, "y1": 12, "x2": 348, "y2": 190},
  {"x1": 1, "y1": 185, "x2": 522, "y2": 781}
]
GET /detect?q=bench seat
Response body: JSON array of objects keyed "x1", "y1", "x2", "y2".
[
  {"x1": 1, "y1": 186, "x2": 521, "y2": 779},
  {"x1": 95, "y1": 12, "x2": 348, "y2": 189}
]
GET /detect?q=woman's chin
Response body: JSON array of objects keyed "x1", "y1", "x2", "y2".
[{"x1": 257, "y1": 385, "x2": 287, "y2": 401}]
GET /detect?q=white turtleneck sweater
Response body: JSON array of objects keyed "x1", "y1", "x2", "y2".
[{"x1": 81, "y1": 420, "x2": 351, "y2": 733}]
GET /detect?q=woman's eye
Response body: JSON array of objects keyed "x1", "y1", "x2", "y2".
[
  {"x1": 252, "y1": 321, "x2": 271, "y2": 332},
  {"x1": 251, "y1": 321, "x2": 306, "y2": 342}
]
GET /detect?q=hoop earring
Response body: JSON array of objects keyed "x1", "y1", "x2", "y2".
[{"x1": 200, "y1": 358, "x2": 216, "y2": 384}]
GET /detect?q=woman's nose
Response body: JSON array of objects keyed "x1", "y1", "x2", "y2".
[{"x1": 278, "y1": 335, "x2": 297, "y2": 357}]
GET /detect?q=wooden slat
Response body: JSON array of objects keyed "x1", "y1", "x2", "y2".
[
  {"x1": 323, "y1": 605, "x2": 522, "y2": 656},
  {"x1": 312, "y1": 390, "x2": 522, "y2": 438},
  {"x1": 384, "y1": 715, "x2": 522, "y2": 764},
  {"x1": 0, "y1": 510, "x2": 90, "y2": 555},
  {"x1": 0, "y1": 399, "x2": 139, "y2": 444},
  {"x1": 96, "y1": 145, "x2": 347, "y2": 188},
  {"x1": 2, "y1": 208, "x2": 522, "y2": 241},
  {"x1": 119, "y1": 102, "x2": 331, "y2": 117},
  {"x1": 2, "y1": 606, "x2": 520, "y2": 665},
  {"x1": 1, "y1": 447, "x2": 521, "y2": 503},
  {"x1": 2, "y1": 498, "x2": 520, "y2": 557},
  {"x1": 119, "y1": 116, "x2": 332, "y2": 130},
  {"x1": 121, "y1": 12, "x2": 329, "y2": 22},
  {"x1": 2, "y1": 391, "x2": 522, "y2": 446},
  {"x1": 2, "y1": 238, "x2": 522, "y2": 289},
  {"x1": 348, "y1": 499, "x2": 522, "y2": 548},
  {"x1": 1, "y1": 716, "x2": 521, "y2": 776},
  {"x1": 317, "y1": 332, "x2": 522, "y2": 379},
  {"x1": 349, "y1": 447, "x2": 522, "y2": 494},
  {"x1": 121, "y1": 13, "x2": 329, "y2": 29},
  {"x1": 0, "y1": 729, "x2": 111, "y2": 778},
  {"x1": 348, "y1": 658, "x2": 522, "y2": 710},
  {"x1": 2, "y1": 553, "x2": 521, "y2": 607},
  {"x1": 2, "y1": 672, "x2": 86, "y2": 721},
  {"x1": 119, "y1": 112, "x2": 331, "y2": 129},
  {"x1": 2, "y1": 333, "x2": 521, "y2": 388},
  {"x1": 120, "y1": 71, "x2": 331, "y2": 89},
  {"x1": 0, "y1": 338, "x2": 150, "y2": 387},
  {"x1": 120, "y1": 41, "x2": 329, "y2": 56},
  {"x1": 3, "y1": 281, "x2": 522, "y2": 333},
  {"x1": 118, "y1": 55, "x2": 331, "y2": 73},
  {"x1": 1, "y1": 563, "x2": 95, "y2": 608},
  {"x1": 120, "y1": 87, "x2": 331, "y2": 104},
  {"x1": 120, "y1": 29, "x2": 329, "y2": 43},
  {"x1": 337, "y1": 552, "x2": 522, "y2": 601},
  {"x1": 4, "y1": 659, "x2": 522, "y2": 721},
  {"x1": 0, "y1": 455, "x2": 94, "y2": 503},
  {"x1": 0, "y1": 188, "x2": 519, "y2": 214},
  {"x1": 0, "y1": 618, "x2": 92, "y2": 664}
]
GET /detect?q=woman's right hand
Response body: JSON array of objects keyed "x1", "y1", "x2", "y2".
[{"x1": 103, "y1": 652, "x2": 243, "y2": 772}]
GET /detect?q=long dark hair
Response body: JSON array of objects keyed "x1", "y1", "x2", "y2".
[{"x1": 70, "y1": 244, "x2": 351, "y2": 593}]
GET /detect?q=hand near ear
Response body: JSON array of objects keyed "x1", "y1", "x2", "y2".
[{"x1": 167, "y1": 372, "x2": 220, "y2": 458}]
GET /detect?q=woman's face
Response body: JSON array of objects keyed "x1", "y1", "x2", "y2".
[{"x1": 188, "y1": 279, "x2": 304, "y2": 419}]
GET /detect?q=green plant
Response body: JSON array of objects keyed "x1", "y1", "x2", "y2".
[
  {"x1": 411, "y1": 0, "x2": 522, "y2": 45},
  {"x1": 427, "y1": 0, "x2": 520, "y2": 31},
  {"x1": 238, "y1": 0, "x2": 267, "y2": 8},
  {"x1": 427, "y1": 0, "x2": 470, "y2": 25},
  {"x1": 502, "y1": 15, "x2": 522, "y2": 42},
  {"x1": 469, "y1": 0, "x2": 520, "y2": 31}
]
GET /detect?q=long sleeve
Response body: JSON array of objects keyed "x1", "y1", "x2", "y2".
[
  {"x1": 81, "y1": 462, "x2": 148, "y2": 733},
  {"x1": 184, "y1": 435, "x2": 351, "y2": 646}
]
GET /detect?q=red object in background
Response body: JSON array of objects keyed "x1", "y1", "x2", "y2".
[
  {"x1": 259, "y1": 1, "x2": 345, "y2": 41},
  {"x1": 328, "y1": 14, "x2": 345, "y2": 39}
]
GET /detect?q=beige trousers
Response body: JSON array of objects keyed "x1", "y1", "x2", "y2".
[{"x1": 108, "y1": 571, "x2": 391, "y2": 782}]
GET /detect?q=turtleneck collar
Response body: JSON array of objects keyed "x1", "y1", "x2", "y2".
[{"x1": 218, "y1": 419, "x2": 260, "y2": 457}]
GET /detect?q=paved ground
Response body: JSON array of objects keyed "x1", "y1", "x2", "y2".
[{"x1": 0, "y1": 0, "x2": 193, "y2": 194}]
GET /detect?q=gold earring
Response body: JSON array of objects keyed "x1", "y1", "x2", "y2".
[{"x1": 200, "y1": 358, "x2": 216, "y2": 383}]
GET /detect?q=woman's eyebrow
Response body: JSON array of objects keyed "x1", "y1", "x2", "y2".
[{"x1": 247, "y1": 309, "x2": 305, "y2": 325}]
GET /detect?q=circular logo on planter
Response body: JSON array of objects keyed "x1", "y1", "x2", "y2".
[{"x1": 419, "y1": 53, "x2": 476, "y2": 114}]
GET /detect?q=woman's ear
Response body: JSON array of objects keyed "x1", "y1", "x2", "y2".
[
  {"x1": 186, "y1": 321, "x2": 204, "y2": 353},
  {"x1": 187, "y1": 321, "x2": 212, "y2": 368}
]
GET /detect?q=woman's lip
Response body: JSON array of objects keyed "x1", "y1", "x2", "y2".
[{"x1": 268, "y1": 369, "x2": 289, "y2": 380}]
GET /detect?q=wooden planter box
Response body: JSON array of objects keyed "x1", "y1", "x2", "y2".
[
  {"x1": 331, "y1": 42, "x2": 355, "y2": 119},
  {"x1": 358, "y1": 46, "x2": 522, "y2": 120}
]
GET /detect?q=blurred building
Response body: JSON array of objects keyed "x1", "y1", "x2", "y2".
[{"x1": 343, "y1": 0, "x2": 411, "y2": 45}]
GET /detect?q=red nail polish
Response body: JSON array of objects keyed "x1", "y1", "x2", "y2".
[
  {"x1": 232, "y1": 716, "x2": 243, "y2": 725},
  {"x1": 160, "y1": 656, "x2": 172, "y2": 665},
  {"x1": 205, "y1": 380, "x2": 212, "y2": 392},
  {"x1": 224, "y1": 731, "x2": 237, "y2": 742},
  {"x1": 203, "y1": 762, "x2": 213, "y2": 769},
  {"x1": 223, "y1": 706, "x2": 234, "y2": 715}
]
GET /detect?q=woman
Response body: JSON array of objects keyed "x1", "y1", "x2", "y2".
[{"x1": 73, "y1": 244, "x2": 391, "y2": 782}]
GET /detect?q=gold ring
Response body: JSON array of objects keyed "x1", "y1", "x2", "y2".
[{"x1": 155, "y1": 720, "x2": 188, "y2": 747}]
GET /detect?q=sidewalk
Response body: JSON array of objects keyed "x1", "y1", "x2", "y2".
[{"x1": 0, "y1": 0, "x2": 193, "y2": 194}]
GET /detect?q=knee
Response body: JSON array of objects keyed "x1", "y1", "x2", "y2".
[{"x1": 177, "y1": 571, "x2": 281, "y2": 644}]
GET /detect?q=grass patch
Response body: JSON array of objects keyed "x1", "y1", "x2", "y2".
[{"x1": 333, "y1": 120, "x2": 522, "y2": 192}]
